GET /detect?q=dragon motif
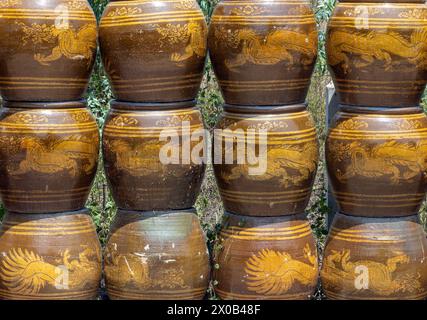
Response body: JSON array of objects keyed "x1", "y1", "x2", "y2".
[
  {"x1": 327, "y1": 29, "x2": 427, "y2": 73},
  {"x1": 331, "y1": 141, "x2": 427, "y2": 184},
  {"x1": 0, "y1": 247, "x2": 100, "y2": 295},
  {"x1": 104, "y1": 245, "x2": 188, "y2": 289},
  {"x1": 245, "y1": 244, "x2": 318, "y2": 295},
  {"x1": 219, "y1": 28, "x2": 317, "y2": 71},
  {"x1": 322, "y1": 249, "x2": 422, "y2": 296},
  {"x1": 18, "y1": 22, "x2": 97, "y2": 67},
  {"x1": 155, "y1": 21, "x2": 207, "y2": 64},
  {"x1": 222, "y1": 142, "x2": 318, "y2": 188},
  {"x1": 9, "y1": 135, "x2": 98, "y2": 177}
]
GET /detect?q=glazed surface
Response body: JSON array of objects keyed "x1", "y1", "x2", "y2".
[
  {"x1": 326, "y1": 108, "x2": 427, "y2": 217},
  {"x1": 0, "y1": 0, "x2": 97, "y2": 101},
  {"x1": 214, "y1": 212, "x2": 319, "y2": 300},
  {"x1": 0, "y1": 102, "x2": 99, "y2": 213},
  {"x1": 104, "y1": 209, "x2": 210, "y2": 300},
  {"x1": 327, "y1": 3, "x2": 427, "y2": 107},
  {"x1": 214, "y1": 105, "x2": 319, "y2": 216},
  {"x1": 321, "y1": 213, "x2": 427, "y2": 300},
  {"x1": 0, "y1": 210, "x2": 101, "y2": 300},
  {"x1": 209, "y1": 0, "x2": 317, "y2": 105},
  {"x1": 99, "y1": 0, "x2": 207, "y2": 102},
  {"x1": 103, "y1": 101, "x2": 206, "y2": 211}
]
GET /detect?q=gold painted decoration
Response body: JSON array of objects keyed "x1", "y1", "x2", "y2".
[
  {"x1": 327, "y1": 3, "x2": 427, "y2": 107},
  {"x1": 0, "y1": 210, "x2": 102, "y2": 300},
  {"x1": 0, "y1": 0, "x2": 97, "y2": 101},
  {"x1": 104, "y1": 210, "x2": 210, "y2": 300},
  {"x1": 245, "y1": 244, "x2": 318, "y2": 295},
  {"x1": 208, "y1": 0, "x2": 317, "y2": 105},
  {"x1": 103, "y1": 101, "x2": 206, "y2": 211},
  {"x1": 321, "y1": 213, "x2": 427, "y2": 300},
  {"x1": 0, "y1": 103, "x2": 100, "y2": 214},
  {"x1": 214, "y1": 105, "x2": 319, "y2": 216},
  {"x1": 214, "y1": 213, "x2": 319, "y2": 300},
  {"x1": 326, "y1": 108, "x2": 427, "y2": 217},
  {"x1": 99, "y1": 0, "x2": 207, "y2": 102}
]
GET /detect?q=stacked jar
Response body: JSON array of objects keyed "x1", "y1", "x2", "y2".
[
  {"x1": 0, "y1": 0, "x2": 101, "y2": 300},
  {"x1": 99, "y1": 0, "x2": 210, "y2": 300},
  {"x1": 322, "y1": 0, "x2": 427, "y2": 299},
  {"x1": 208, "y1": 0, "x2": 320, "y2": 299}
]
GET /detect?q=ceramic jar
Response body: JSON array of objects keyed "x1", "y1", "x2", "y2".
[
  {"x1": 0, "y1": 101, "x2": 99, "y2": 213},
  {"x1": 213, "y1": 212, "x2": 319, "y2": 300},
  {"x1": 213, "y1": 104, "x2": 319, "y2": 216},
  {"x1": 0, "y1": 0, "x2": 97, "y2": 101},
  {"x1": 104, "y1": 209, "x2": 211, "y2": 300},
  {"x1": 327, "y1": 2, "x2": 427, "y2": 107},
  {"x1": 326, "y1": 106, "x2": 427, "y2": 217},
  {"x1": 102, "y1": 100, "x2": 206, "y2": 211},
  {"x1": 99, "y1": 0, "x2": 208, "y2": 102},
  {"x1": 320, "y1": 212, "x2": 427, "y2": 300},
  {"x1": 0, "y1": 209, "x2": 102, "y2": 300},
  {"x1": 208, "y1": 0, "x2": 318, "y2": 106}
]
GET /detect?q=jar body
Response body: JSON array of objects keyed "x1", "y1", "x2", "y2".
[
  {"x1": 0, "y1": 210, "x2": 102, "y2": 300},
  {"x1": 209, "y1": 0, "x2": 318, "y2": 106},
  {"x1": 326, "y1": 107, "x2": 427, "y2": 217},
  {"x1": 321, "y1": 213, "x2": 427, "y2": 300},
  {"x1": 104, "y1": 209, "x2": 211, "y2": 300},
  {"x1": 99, "y1": 0, "x2": 208, "y2": 102},
  {"x1": 0, "y1": 0, "x2": 97, "y2": 101},
  {"x1": 0, "y1": 102, "x2": 99, "y2": 213},
  {"x1": 327, "y1": 3, "x2": 427, "y2": 107},
  {"x1": 102, "y1": 101, "x2": 206, "y2": 211},
  {"x1": 214, "y1": 105, "x2": 319, "y2": 216},
  {"x1": 213, "y1": 212, "x2": 319, "y2": 300}
]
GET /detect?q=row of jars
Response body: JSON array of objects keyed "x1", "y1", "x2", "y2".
[{"x1": 1, "y1": 0, "x2": 427, "y2": 107}]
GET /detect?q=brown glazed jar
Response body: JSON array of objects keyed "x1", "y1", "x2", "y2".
[
  {"x1": 321, "y1": 212, "x2": 427, "y2": 300},
  {"x1": 0, "y1": 101, "x2": 99, "y2": 214},
  {"x1": 208, "y1": 0, "x2": 318, "y2": 106},
  {"x1": 327, "y1": 3, "x2": 427, "y2": 107},
  {"x1": 214, "y1": 104, "x2": 319, "y2": 216},
  {"x1": 0, "y1": 0, "x2": 97, "y2": 101},
  {"x1": 326, "y1": 106, "x2": 427, "y2": 217},
  {"x1": 104, "y1": 209, "x2": 210, "y2": 300},
  {"x1": 99, "y1": 0, "x2": 208, "y2": 102},
  {"x1": 103, "y1": 100, "x2": 206, "y2": 211},
  {"x1": 0, "y1": 209, "x2": 102, "y2": 300},
  {"x1": 213, "y1": 212, "x2": 319, "y2": 300}
]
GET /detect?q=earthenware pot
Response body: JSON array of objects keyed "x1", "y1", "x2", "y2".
[
  {"x1": 0, "y1": 101, "x2": 99, "y2": 213},
  {"x1": 0, "y1": 0, "x2": 97, "y2": 101},
  {"x1": 327, "y1": 2, "x2": 427, "y2": 107},
  {"x1": 99, "y1": 0, "x2": 207, "y2": 102},
  {"x1": 326, "y1": 106, "x2": 427, "y2": 217},
  {"x1": 208, "y1": 0, "x2": 318, "y2": 106},
  {"x1": 104, "y1": 209, "x2": 210, "y2": 300},
  {"x1": 103, "y1": 100, "x2": 206, "y2": 211},
  {"x1": 321, "y1": 212, "x2": 427, "y2": 300},
  {"x1": 213, "y1": 104, "x2": 319, "y2": 216},
  {"x1": 213, "y1": 212, "x2": 319, "y2": 300},
  {"x1": 0, "y1": 209, "x2": 102, "y2": 300}
]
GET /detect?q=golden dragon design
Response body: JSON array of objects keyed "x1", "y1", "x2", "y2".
[
  {"x1": 245, "y1": 244, "x2": 318, "y2": 295},
  {"x1": 9, "y1": 135, "x2": 98, "y2": 177},
  {"x1": 18, "y1": 22, "x2": 97, "y2": 67},
  {"x1": 0, "y1": 247, "x2": 100, "y2": 295},
  {"x1": 156, "y1": 21, "x2": 207, "y2": 64},
  {"x1": 220, "y1": 28, "x2": 317, "y2": 71},
  {"x1": 327, "y1": 29, "x2": 427, "y2": 73},
  {"x1": 332, "y1": 141, "x2": 427, "y2": 185},
  {"x1": 222, "y1": 143, "x2": 318, "y2": 188},
  {"x1": 322, "y1": 249, "x2": 422, "y2": 296}
]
